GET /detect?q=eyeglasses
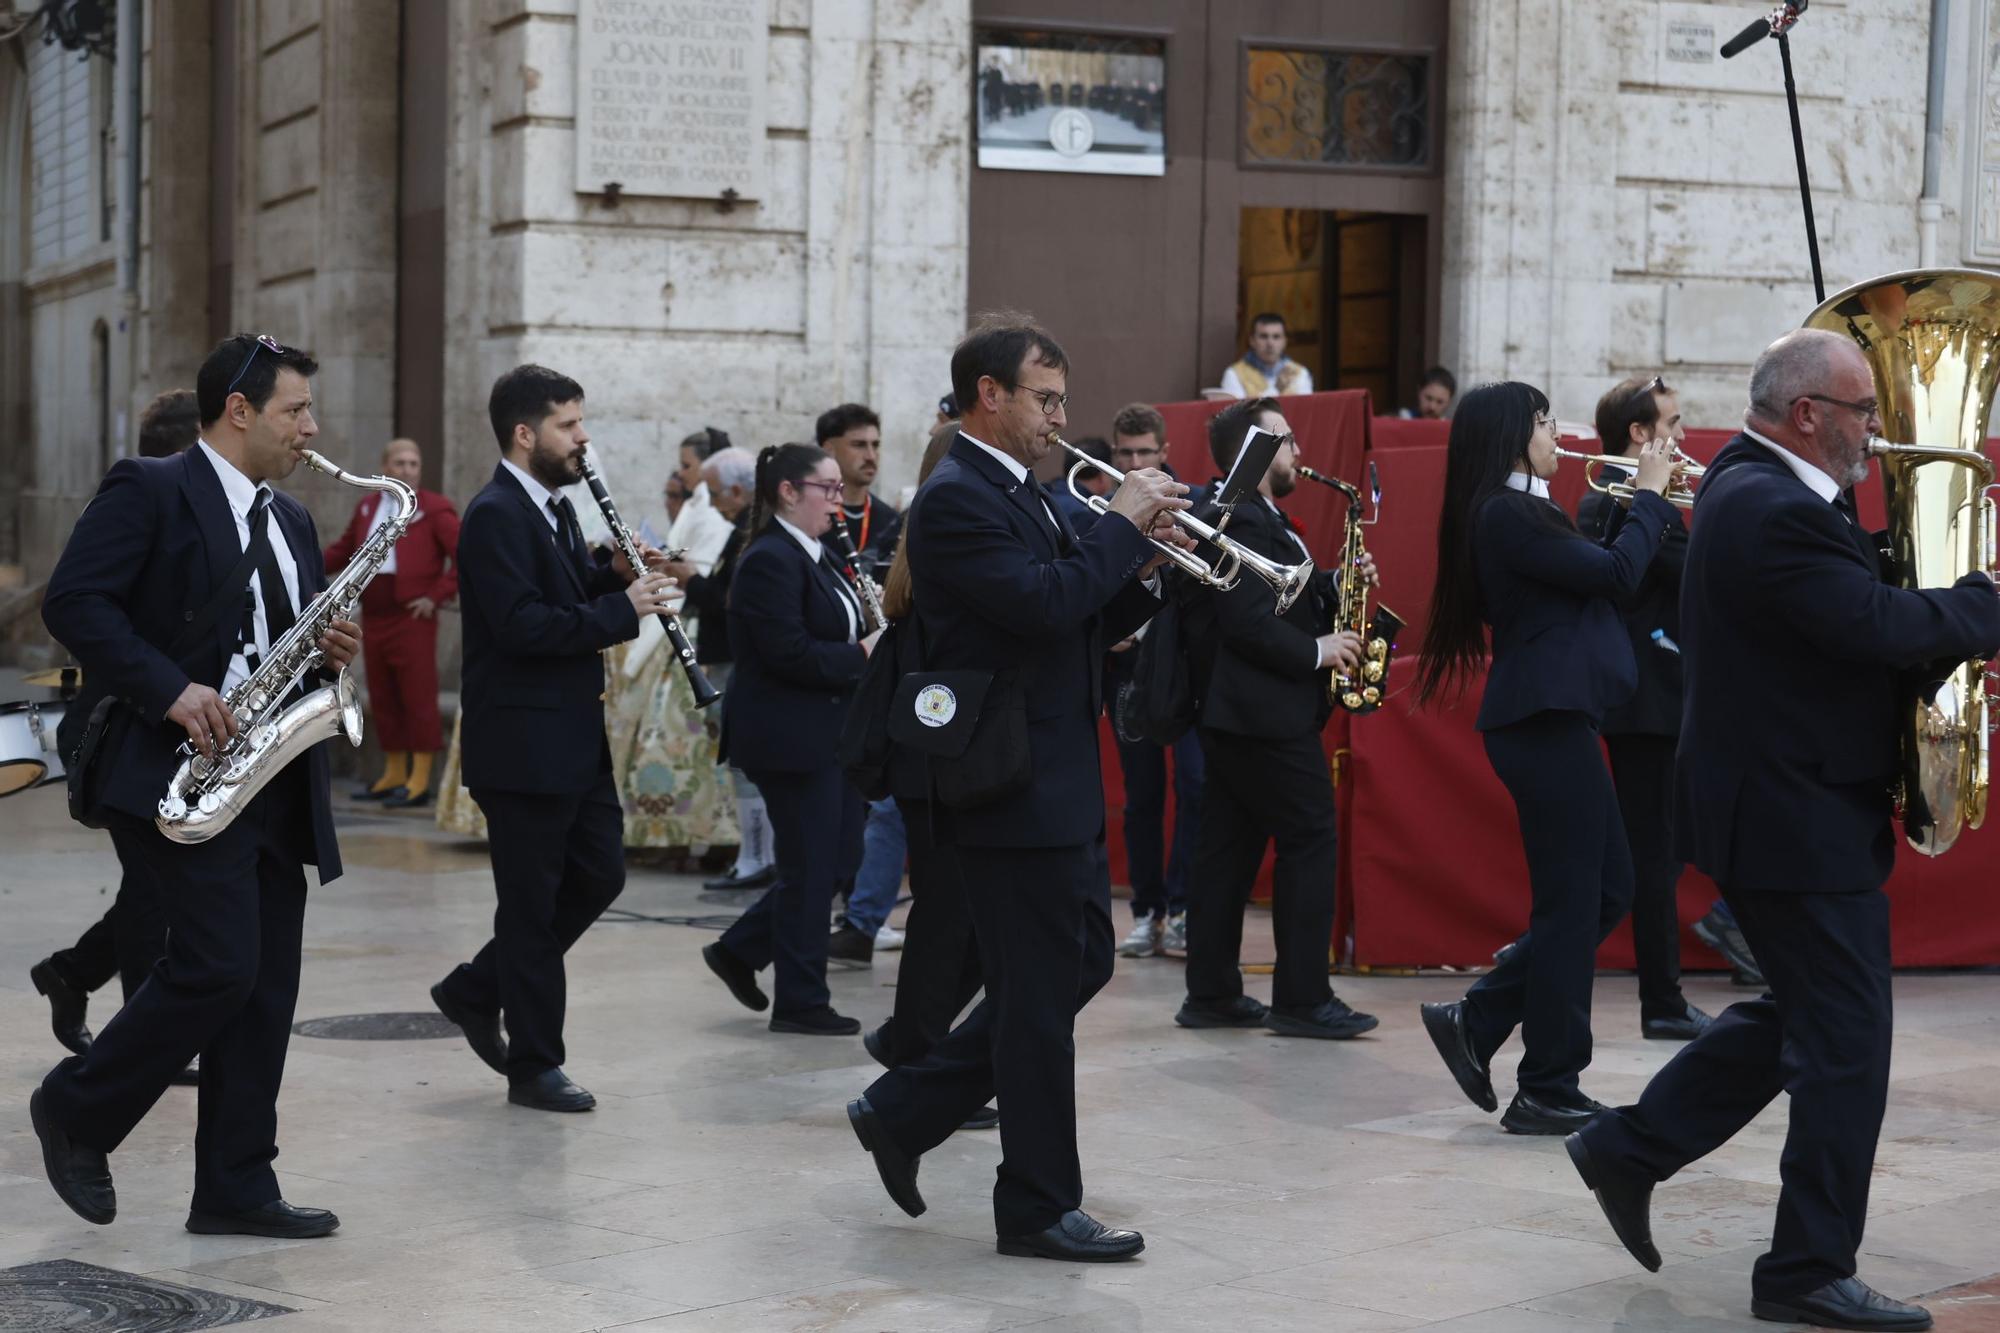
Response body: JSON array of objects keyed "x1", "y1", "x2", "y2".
[
  {"x1": 1802, "y1": 394, "x2": 1881, "y2": 420},
  {"x1": 796, "y1": 480, "x2": 845, "y2": 499},
  {"x1": 223, "y1": 334, "x2": 284, "y2": 398},
  {"x1": 1534, "y1": 412, "x2": 1560, "y2": 436},
  {"x1": 1003, "y1": 383, "x2": 1069, "y2": 416}
]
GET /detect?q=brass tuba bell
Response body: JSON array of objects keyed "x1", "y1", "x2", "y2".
[{"x1": 1804, "y1": 268, "x2": 2000, "y2": 855}]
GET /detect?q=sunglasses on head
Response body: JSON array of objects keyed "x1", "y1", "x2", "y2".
[{"x1": 223, "y1": 334, "x2": 285, "y2": 398}]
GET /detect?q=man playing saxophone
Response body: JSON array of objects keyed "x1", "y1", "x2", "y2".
[{"x1": 33, "y1": 335, "x2": 359, "y2": 1239}]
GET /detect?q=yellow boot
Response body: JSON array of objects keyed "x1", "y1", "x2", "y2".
[
  {"x1": 356, "y1": 751, "x2": 408, "y2": 800},
  {"x1": 385, "y1": 752, "x2": 434, "y2": 809}
]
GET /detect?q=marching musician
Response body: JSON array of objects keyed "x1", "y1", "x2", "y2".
[
  {"x1": 429, "y1": 365, "x2": 680, "y2": 1113},
  {"x1": 701, "y1": 444, "x2": 876, "y2": 1035},
  {"x1": 324, "y1": 438, "x2": 459, "y2": 809},
  {"x1": 33, "y1": 335, "x2": 357, "y2": 1238},
  {"x1": 1173, "y1": 396, "x2": 1378, "y2": 1039},
  {"x1": 821, "y1": 402, "x2": 903, "y2": 577},
  {"x1": 1568, "y1": 330, "x2": 2000, "y2": 1331},
  {"x1": 1412, "y1": 381, "x2": 1676, "y2": 1135}
]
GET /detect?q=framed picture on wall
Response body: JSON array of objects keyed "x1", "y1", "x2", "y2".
[{"x1": 975, "y1": 28, "x2": 1166, "y2": 176}]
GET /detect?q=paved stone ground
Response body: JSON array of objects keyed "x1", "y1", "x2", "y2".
[{"x1": 4, "y1": 780, "x2": 1998, "y2": 1331}]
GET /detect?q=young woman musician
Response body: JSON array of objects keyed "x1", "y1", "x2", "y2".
[
  {"x1": 1412, "y1": 382, "x2": 1676, "y2": 1135},
  {"x1": 701, "y1": 444, "x2": 879, "y2": 1035}
]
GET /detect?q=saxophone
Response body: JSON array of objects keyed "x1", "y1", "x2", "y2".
[
  {"x1": 1299, "y1": 462, "x2": 1405, "y2": 714},
  {"x1": 828, "y1": 521, "x2": 888, "y2": 633},
  {"x1": 156, "y1": 452, "x2": 416, "y2": 842}
]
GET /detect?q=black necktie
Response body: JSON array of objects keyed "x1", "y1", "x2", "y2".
[
  {"x1": 246, "y1": 491, "x2": 296, "y2": 651},
  {"x1": 552, "y1": 495, "x2": 588, "y2": 578}
]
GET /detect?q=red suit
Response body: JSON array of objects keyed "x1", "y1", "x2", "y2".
[{"x1": 325, "y1": 488, "x2": 460, "y2": 752}]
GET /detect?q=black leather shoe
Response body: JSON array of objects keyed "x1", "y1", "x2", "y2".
[
  {"x1": 1733, "y1": 966, "x2": 1768, "y2": 988},
  {"x1": 170, "y1": 1057, "x2": 200, "y2": 1087},
  {"x1": 1751, "y1": 1277, "x2": 1932, "y2": 1330},
  {"x1": 862, "y1": 1024, "x2": 893, "y2": 1070},
  {"x1": 997, "y1": 1209, "x2": 1145, "y2": 1262},
  {"x1": 1420, "y1": 1000, "x2": 1498, "y2": 1112},
  {"x1": 508, "y1": 1067, "x2": 596, "y2": 1112},
  {"x1": 1643, "y1": 1001, "x2": 1715, "y2": 1041},
  {"x1": 701, "y1": 943, "x2": 768, "y2": 1012},
  {"x1": 826, "y1": 923, "x2": 874, "y2": 969},
  {"x1": 382, "y1": 788, "x2": 432, "y2": 810},
  {"x1": 1693, "y1": 908, "x2": 1764, "y2": 984},
  {"x1": 186, "y1": 1199, "x2": 340, "y2": 1238},
  {"x1": 30, "y1": 1088, "x2": 113, "y2": 1225},
  {"x1": 1565, "y1": 1133, "x2": 1660, "y2": 1271},
  {"x1": 30, "y1": 959, "x2": 92, "y2": 1055},
  {"x1": 350, "y1": 783, "x2": 397, "y2": 801},
  {"x1": 770, "y1": 1006, "x2": 860, "y2": 1036},
  {"x1": 430, "y1": 981, "x2": 508, "y2": 1075},
  {"x1": 848, "y1": 1096, "x2": 925, "y2": 1217},
  {"x1": 1501, "y1": 1090, "x2": 1607, "y2": 1136},
  {"x1": 702, "y1": 864, "x2": 776, "y2": 893},
  {"x1": 1266, "y1": 998, "x2": 1379, "y2": 1040},
  {"x1": 960, "y1": 1105, "x2": 1000, "y2": 1131},
  {"x1": 1174, "y1": 995, "x2": 1269, "y2": 1029}
]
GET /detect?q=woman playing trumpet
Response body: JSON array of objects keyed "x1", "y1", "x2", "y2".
[{"x1": 1412, "y1": 382, "x2": 1677, "y2": 1135}]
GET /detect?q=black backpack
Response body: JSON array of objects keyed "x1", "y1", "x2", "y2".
[{"x1": 1114, "y1": 578, "x2": 1196, "y2": 746}]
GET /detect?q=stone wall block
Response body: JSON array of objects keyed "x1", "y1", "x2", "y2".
[
  {"x1": 1605, "y1": 281, "x2": 1666, "y2": 369},
  {"x1": 870, "y1": 140, "x2": 966, "y2": 249},
  {"x1": 257, "y1": 0, "x2": 321, "y2": 54},
  {"x1": 258, "y1": 29, "x2": 322, "y2": 129},
  {"x1": 494, "y1": 124, "x2": 809, "y2": 231},
  {"x1": 509, "y1": 230, "x2": 808, "y2": 333},
  {"x1": 872, "y1": 0, "x2": 971, "y2": 46},
  {"x1": 493, "y1": 16, "x2": 575, "y2": 125},
  {"x1": 873, "y1": 39, "x2": 964, "y2": 147},
  {"x1": 1644, "y1": 187, "x2": 1833, "y2": 279},
  {"x1": 1839, "y1": 12, "x2": 1932, "y2": 114},
  {"x1": 518, "y1": 331, "x2": 788, "y2": 418},
  {"x1": 490, "y1": 0, "x2": 581, "y2": 21},
  {"x1": 1615, "y1": 93, "x2": 1712, "y2": 184},
  {"x1": 773, "y1": 0, "x2": 810, "y2": 27},
  {"x1": 256, "y1": 113, "x2": 320, "y2": 205},
  {"x1": 247, "y1": 275, "x2": 314, "y2": 349},
  {"x1": 770, "y1": 33, "x2": 811, "y2": 131},
  {"x1": 253, "y1": 195, "x2": 322, "y2": 279},
  {"x1": 1663, "y1": 278, "x2": 1801, "y2": 366}
]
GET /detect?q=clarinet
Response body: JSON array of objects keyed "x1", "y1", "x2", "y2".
[
  {"x1": 828, "y1": 520, "x2": 888, "y2": 634},
  {"x1": 575, "y1": 450, "x2": 722, "y2": 709}
]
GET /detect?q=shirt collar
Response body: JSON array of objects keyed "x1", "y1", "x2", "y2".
[
  {"x1": 198, "y1": 439, "x2": 269, "y2": 516},
  {"x1": 773, "y1": 514, "x2": 823, "y2": 562},
  {"x1": 499, "y1": 456, "x2": 559, "y2": 512},
  {"x1": 1744, "y1": 427, "x2": 1842, "y2": 503},
  {"x1": 1504, "y1": 469, "x2": 1552, "y2": 500},
  {"x1": 959, "y1": 430, "x2": 1030, "y2": 485}
]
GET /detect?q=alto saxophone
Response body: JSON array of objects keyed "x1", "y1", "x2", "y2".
[
  {"x1": 828, "y1": 521, "x2": 888, "y2": 633},
  {"x1": 1299, "y1": 463, "x2": 1405, "y2": 715},
  {"x1": 156, "y1": 452, "x2": 417, "y2": 842}
]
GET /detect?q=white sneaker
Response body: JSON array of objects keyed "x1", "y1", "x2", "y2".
[
  {"x1": 1118, "y1": 917, "x2": 1164, "y2": 958},
  {"x1": 1161, "y1": 912, "x2": 1189, "y2": 958},
  {"x1": 874, "y1": 924, "x2": 905, "y2": 952}
]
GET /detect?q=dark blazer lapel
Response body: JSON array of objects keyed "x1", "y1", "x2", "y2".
[
  {"x1": 179, "y1": 446, "x2": 247, "y2": 667},
  {"x1": 494, "y1": 461, "x2": 585, "y2": 598},
  {"x1": 946, "y1": 435, "x2": 1061, "y2": 557}
]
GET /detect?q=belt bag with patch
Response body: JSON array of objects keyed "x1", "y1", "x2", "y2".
[{"x1": 887, "y1": 669, "x2": 1028, "y2": 810}]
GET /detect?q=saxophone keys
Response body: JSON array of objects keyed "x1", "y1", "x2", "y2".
[
  {"x1": 160, "y1": 796, "x2": 187, "y2": 821},
  {"x1": 1363, "y1": 662, "x2": 1385, "y2": 683},
  {"x1": 1363, "y1": 687, "x2": 1382, "y2": 704},
  {"x1": 197, "y1": 791, "x2": 222, "y2": 815},
  {"x1": 1342, "y1": 692, "x2": 1364, "y2": 710}
]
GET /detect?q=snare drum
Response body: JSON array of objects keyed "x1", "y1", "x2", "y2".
[{"x1": 0, "y1": 699, "x2": 67, "y2": 797}]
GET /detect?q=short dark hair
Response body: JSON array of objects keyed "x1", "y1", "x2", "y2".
[
  {"x1": 1421, "y1": 365, "x2": 1457, "y2": 394},
  {"x1": 1111, "y1": 402, "x2": 1165, "y2": 442},
  {"x1": 196, "y1": 335, "x2": 318, "y2": 426},
  {"x1": 1250, "y1": 312, "x2": 1287, "y2": 332},
  {"x1": 1595, "y1": 375, "x2": 1671, "y2": 452},
  {"x1": 815, "y1": 403, "x2": 881, "y2": 446},
  {"x1": 1206, "y1": 395, "x2": 1281, "y2": 474},
  {"x1": 488, "y1": 364, "x2": 584, "y2": 451},
  {"x1": 137, "y1": 388, "x2": 199, "y2": 457},
  {"x1": 950, "y1": 312, "x2": 1069, "y2": 412},
  {"x1": 679, "y1": 426, "x2": 731, "y2": 458}
]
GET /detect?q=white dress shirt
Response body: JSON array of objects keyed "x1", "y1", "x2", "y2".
[
  {"x1": 199, "y1": 440, "x2": 303, "y2": 696},
  {"x1": 1744, "y1": 426, "x2": 1842, "y2": 503},
  {"x1": 1504, "y1": 469, "x2": 1554, "y2": 500},
  {"x1": 364, "y1": 492, "x2": 401, "y2": 574},
  {"x1": 499, "y1": 456, "x2": 562, "y2": 532},
  {"x1": 775, "y1": 515, "x2": 861, "y2": 642},
  {"x1": 1220, "y1": 361, "x2": 1314, "y2": 399}
]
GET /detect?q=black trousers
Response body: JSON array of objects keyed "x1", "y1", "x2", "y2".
[
  {"x1": 1185, "y1": 727, "x2": 1336, "y2": 1011},
  {"x1": 878, "y1": 799, "x2": 983, "y2": 1067},
  {"x1": 1606, "y1": 732, "x2": 1688, "y2": 1020},
  {"x1": 718, "y1": 764, "x2": 864, "y2": 1018},
  {"x1": 447, "y1": 770, "x2": 625, "y2": 1077},
  {"x1": 1577, "y1": 885, "x2": 1892, "y2": 1299},
  {"x1": 41, "y1": 774, "x2": 310, "y2": 1213},
  {"x1": 865, "y1": 840, "x2": 1114, "y2": 1236},
  {"x1": 49, "y1": 836, "x2": 171, "y2": 1002},
  {"x1": 1463, "y1": 711, "x2": 1635, "y2": 1099}
]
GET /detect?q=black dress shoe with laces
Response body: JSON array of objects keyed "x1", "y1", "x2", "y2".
[
  {"x1": 187, "y1": 1198, "x2": 340, "y2": 1238},
  {"x1": 430, "y1": 980, "x2": 508, "y2": 1075},
  {"x1": 1421, "y1": 1000, "x2": 1498, "y2": 1112},
  {"x1": 997, "y1": 1209, "x2": 1145, "y2": 1262},
  {"x1": 702, "y1": 865, "x2": 776, "y2": 893},
  {"x1": 1174, "y1": 994, "x2": 1270, "y2": 1029},
  {"x1": 508, "y1": 1067, "x2": 596, "y2": 1112},
  {"x1": 1266, "y1": 998, "x2": 1379, "y2": 1039},
  {"x1": 30, "y1": 1088, "x2": 113, "y2": 1225},
  {"x1": 1501, "y1": 1089, "x2": 1607, "y2": 1136},
  {"x1": 960, "y1": 1104, "x2": 999, "y2": 1131},
  {"x1": 770, "y1": 1006, "x2": 860, "y2": 1036},
  {"x1": 1642, "y1": 1000, "x2": 1715, "y2": 1041},
  {"x1": 1565, "y1": 1133, "x2": 1660, "y2": 1271},
  {"x1": 702, "y1": 943, "x2": 769, "y2": 1012},
  {"x1": 848, "y1": 1096, "x2": 925, "y2": 1217},
  {"x1": 30, "y1": 958, "x2": 92, "y2": 1055},
  {"x1": 1752, "y1": 1277, "x2": 1933, "y2": 1330}
]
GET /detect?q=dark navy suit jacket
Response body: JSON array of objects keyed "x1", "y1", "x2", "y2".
[
  {"x1": 720, "y1": 523, "x2": 869, "y2": 773},
  {"x1": 1676, "y1": 434, "x2": 2000, "y2": 893},
  {"x1": 457, "y1": 462, "x2": 638, "y2": 795},
  {"x1": 903, "y1": 435, "x2": 1162, "y2": 848},
  {"x1": 43, "y1": 445, "x2": 342, "y2": 882},
  {"x1": 1473, "y1": 484, "x2": 1679, "y2": 732}
]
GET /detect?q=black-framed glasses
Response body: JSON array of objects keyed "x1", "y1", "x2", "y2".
[
  {"x1": 1002, "y1": 382, "x2": 1069, "y2": 416},
  {"x1": 223, "y1": 334, "x2": 284, "y2": 398},
  {"x1": 796, "y1": 479, "x2": 844, "y2": 499},
  {"x1": 1803, "y1": 393, "x2": 1880, "y2": 420}
]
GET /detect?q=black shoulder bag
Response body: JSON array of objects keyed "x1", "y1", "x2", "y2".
[{"x1": 884, "y1": 611, "x2": 1030, "y2": 810}]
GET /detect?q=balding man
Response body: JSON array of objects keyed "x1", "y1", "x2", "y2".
[
  {"x1": 324, "y1": 438, "x2": 460, "y2": 807},
  {"x1": 1566, "y1": 330, "x2": 2000, "y2": 1332}
]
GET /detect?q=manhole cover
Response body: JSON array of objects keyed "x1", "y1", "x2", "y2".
[
  {"x1": 0, "y1": 1259, "x2": 291, "y2": 1329},
  {"x1": 293, "y1": 1011, "x2": 462, "y2": 1040}
]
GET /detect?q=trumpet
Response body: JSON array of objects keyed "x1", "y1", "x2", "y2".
[
  {"x1": 1552, "y1": 447, "x2": 1705, "y2": 509},
  {"x1": 1055, "y1": 434, "x2": 1313, "y2": 614}
]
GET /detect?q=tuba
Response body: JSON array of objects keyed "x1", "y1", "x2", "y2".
[
  {"x1": 1299, "y1": 463, "x2": 1405, "y2": 713},
  {"x1": 158, "y1": 452, "x2": 416, "y2": 842},
  {"x1": 1804, "y1": 268, "x2": 2000, "y2": 855}
]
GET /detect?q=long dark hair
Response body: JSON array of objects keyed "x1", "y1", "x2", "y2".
[
  {"x1": 749, "y1": 442, "x2": 831, "y2": 535},
  {"x1": 1412, "y1": 381, "x2": 1566, "y2": 708}
]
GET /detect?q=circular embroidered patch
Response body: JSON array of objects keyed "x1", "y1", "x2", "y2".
[{"x1": 915, "y1": 683, "x2": 957, "y2": 728}]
